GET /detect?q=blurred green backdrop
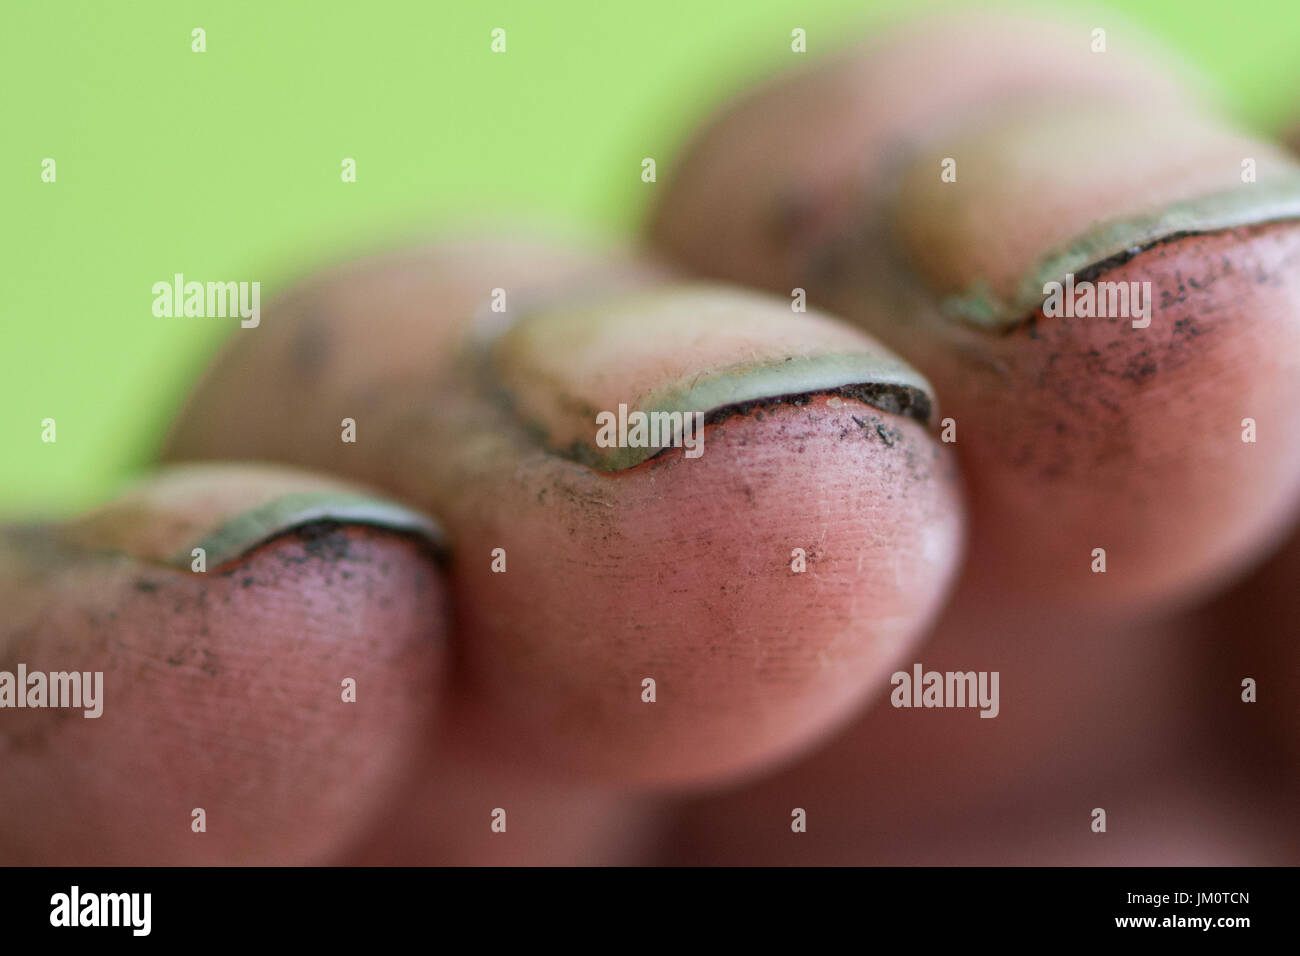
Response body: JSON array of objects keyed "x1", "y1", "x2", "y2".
[{"x1": 3, "y1": 0, "x2": 1298, "y2": 516}]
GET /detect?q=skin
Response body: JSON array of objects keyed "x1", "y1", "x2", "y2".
[
  {"x1": 4, "y1": 9, "x2": 1297, "y2": 865},
  {"x1": 643, "y1": 8, "x2": 1300, "y2": 862},
  {"x1": 0, "y1": 465, "x2": 447, "y2": 865},
  {"x1": 658, "y1": 577, "x2": 1297, "y2": 865},
  {"x1": 161, "y1": 246, "x2": 965, "y2": 787},
  {"x1": 1203, "y1": 521, "x2": 1300, "y2": 772},
  {"x1": 650, "y1": 13, "x2": 1300, "y2": 608},
  {"x1": 3, "y1": 250, "x2": 964, "y2": 863}
]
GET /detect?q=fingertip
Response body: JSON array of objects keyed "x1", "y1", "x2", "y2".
[{"x1": 1, "y1": 473, "x2": 450, "y2": 864}]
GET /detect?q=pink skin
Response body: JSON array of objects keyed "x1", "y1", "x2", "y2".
[
  {"x1": 162, "y1": 244, "x2": 966, "y2": 787},
  {"x1": 341, "y1": 748, "x2": 668, "y2": 865},
  {"x1": 648, "y1": 12, "x2": 1300, "y2": 608},
  {"x1": 627, "y1": 226, "x2": 1300, "y2": 860},
  {"x1": 658, "y1": 188, "x2": 1300, "y2": 609},
  {"x1": 656, "y1": 584, "x2": 1293, "y2": 865},
  {"x1": 1204, "y1": 521, "x2": 1300, "y2": 776},
  {"x1": 646, "y1": 10, "x2": 1203, "y2": 293},
  {"x1": 0, "y1": 507, "x2": 446, "y2": 865},
  {"x1": 659, "y1": 542, "x2": 1300, "y2": 865},
  {"x1": 11, "y1": 11, "x2": 1299, "y2": 868},
  {"x1": 418, "y1": 395, "x2": 963, "y2": 788},
  {"x1": 639, "y1": 9, "x2": 1300, "y2": 863},
  {"x1": 864, "y1": 224, "x2": 1300, "y2": 608}
]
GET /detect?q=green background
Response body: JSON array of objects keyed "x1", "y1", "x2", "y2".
[{"x1": 3, "y1": 0, "x2": 1298, "y2": 516}]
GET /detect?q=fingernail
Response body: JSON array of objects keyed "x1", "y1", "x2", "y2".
[
  {"x1": 892, "y1": 109, "x2": 1300, "y2": 329},
  {"x1": 176, "y1": 491, "x2": 446, "y2": 569},
  {"x1": 491, "y1": 283, "x2": 936, "y2": 470}
]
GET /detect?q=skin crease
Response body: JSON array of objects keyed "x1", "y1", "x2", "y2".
[
  {"x1": 162, "y1": 243, "x2": 966, "y2": 789},
  {"x1": 0, "y1": 466, "x2": 447, "y2": 865}
]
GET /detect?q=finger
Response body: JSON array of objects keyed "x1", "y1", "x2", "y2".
[
  {"x1": 650, "y1": 9, "x2": 1300, "y2": 609},
  {"x1": 163, "y1": 239, "x2": 965, "y2": 788},
  {"x1": 646, "y1": 7, "x2": 1300, "y2": 865},
  {"x1": 663, "y1": 522, "x2": 1300, "y2": 865},
  {"x1": 0, "y1": 463, "x2": 447, "y2": 864},
  {"x1": 649, "y1": 8, "x2": 1205, "y2": 289}
]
